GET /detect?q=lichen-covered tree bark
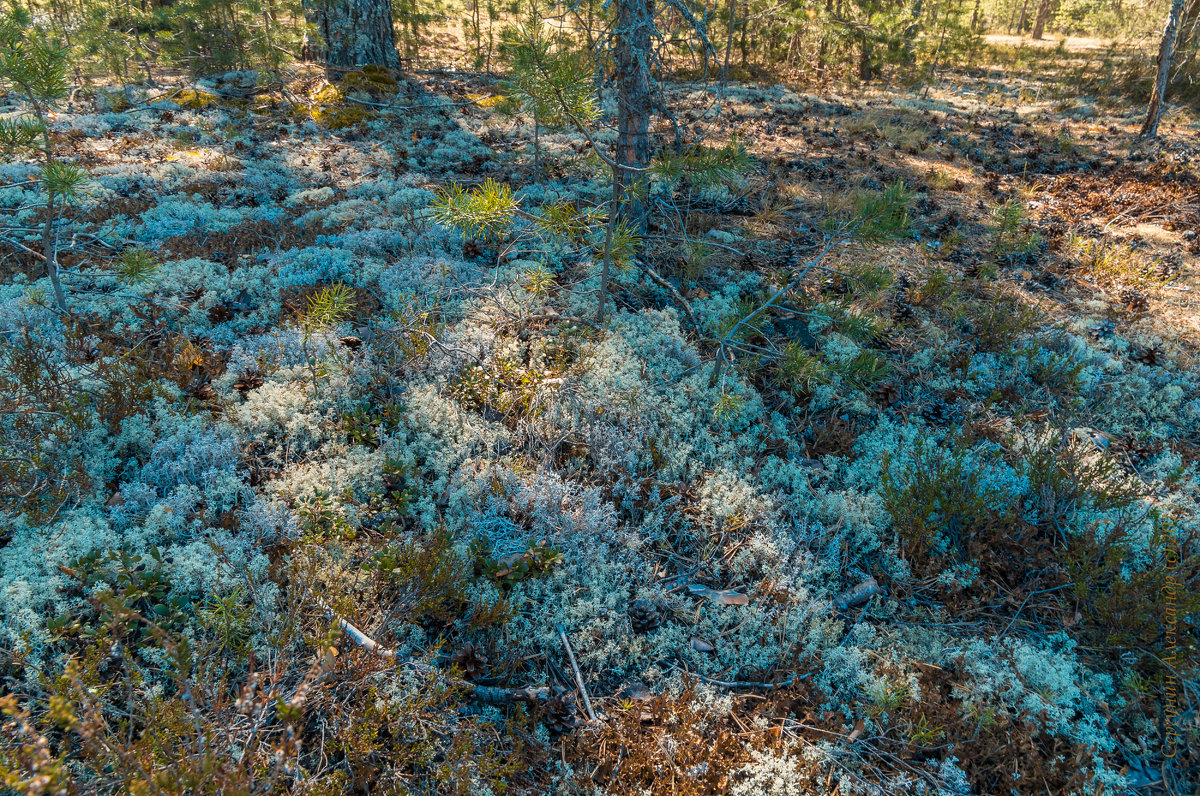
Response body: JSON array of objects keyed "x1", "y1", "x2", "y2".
[
  {"x1": 1142, "y1": 0, "x2": 1186, "y2": 140},
  {"x1": 613, "y1": 0, "x2": 653, "y2": 223},
  {"x1": 301, "y1": 0, "x2": 400, "y2": 71}
]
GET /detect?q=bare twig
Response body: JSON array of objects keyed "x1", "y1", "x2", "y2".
[
  {"x1": 999, "y1": 583, "x2": 1072, "y2": 637},
  {"x1": 642, "y1": 260, "x2": 702, "y2": 333},
  {"x1": 558, "y1": 625, "x2": 598, "y2": 722},
  {"x1": 670, "y1": 663, "x2": 807, "y2": 690}
]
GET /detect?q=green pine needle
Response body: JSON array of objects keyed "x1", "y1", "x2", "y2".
[
  {"x1": 115, "y1": 247, "x2": 161, "y2": 286},
  {"x1": 433, "y1": 178, "x2": 519, "y2": 241}
]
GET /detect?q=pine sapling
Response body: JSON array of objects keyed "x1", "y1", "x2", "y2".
[{"x1": 0, "y1": 8, "x2": 89, "y2": 314}]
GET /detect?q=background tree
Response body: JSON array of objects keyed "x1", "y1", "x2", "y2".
[
  {"x1": 1031, "y1": 0, "x2": 1056, "y2": 38},
  {"x1": 1142, "y1": 0, "x2": 1186, "y2": 139}
]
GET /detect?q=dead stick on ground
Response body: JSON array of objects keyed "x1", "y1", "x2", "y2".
[
  {"x1": 558, "y1": 625, "x2": 598, "y2": 723},
  {"x1": 831, "y1": 577, "x2": 884, "y2": 612},
  {"x1": 643, "y1": 261, "x2": 702, "y2": 335}
]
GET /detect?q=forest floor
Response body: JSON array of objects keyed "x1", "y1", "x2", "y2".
[{"x1": 1, "y1": 44, "x2": 1198, "y2": 796}]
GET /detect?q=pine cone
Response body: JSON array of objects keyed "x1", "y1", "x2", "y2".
[
  {"x1": 1158, "y1": 252, "x2": 1184, "y2": 277},
  {"x1": 1118, "y1": 288, "x2": 1149, "y2": 313},
  {"x1": 872, "y1": 381, "x2": 901, "y2": 407},
  {"x1": 628, "y1": 599, "x2": 663, "y2": 634},
  {"x1": 872, "y1": 328, "x2": 901, "y2": 351},
  {"x1": 1122, "y1": 436, "x2": 1162, "y2": 461},
  {"x1": 183, "y1": 286, "x2": 205, "y2": 307},
  {"x1": 449, "y1": 643, "x2": 489, "y2": 680},
  {"x1": 1132, "y1": 347, "x2": 1161, "y2": 367},
  {"x1": 891, "y1": 299, "x2": 915, "y2": 322},
  {"x1": 1035, "y1": 270, "x2": 1059, "y2": 289},
  {"x1": 921, "y1": 399, "x2": 954, "y2": 426},
  {"x1": 208, "y1": 304, "x2": 233, "y2": 324},
  {"x1": 234, "y1": 371, "x2": 264, "y2": 395},
  {"x1": 1089, "y1": 319, "x2": 1115, "y2": 340},
  {"x1": 821, "y1": 276, "x2": 850, "y2": 296},
  {"x1": 188, "y1": 382, "x2": 218, "y2": 403},
  {"x1": 542, "y1": 693, "x2": 581, "y2": 733}
]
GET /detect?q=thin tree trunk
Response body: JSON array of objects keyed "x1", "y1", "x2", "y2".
[
  {"x1": 721, "y1": 0, "x2": 735, "y2": 84},
  {"x1": 1031, "y1": 0, "x2": 1053, "y2": 39},
  {"x1": 738, "y1": 4, "x2": 748, "y2": 67},
  {"x1": 1017, "y1": 0, "x2": 1030, "y2": 33},
  {"x1": 41, "y1": 205, "x2": 67, "y2": 314},
  {"x1": 1142, "y1": 0, "x2": 1186, "y2": 140},
  {"x1": 613, "y1": 0, "x2": 653, "y2": 225},
  {"x1": 33, "y1": 111, "x2": 67, "y2": 314},
  {"x1": 816, "y1": 0, "x2": 833, "y2": 82},
  {"x1": 301, "y1": 0, "x2": 400, "y2": 73}
]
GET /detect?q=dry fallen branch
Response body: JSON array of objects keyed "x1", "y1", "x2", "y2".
[
  {"x1": 669, "y1": 663, "x2": 808, "y2": 691},
  {"x1": 832, "y1": 577, "x2": 884, "y2": 611},
  {"x1": 642, "y1": 260, "x2": 703, "y2": 334}
]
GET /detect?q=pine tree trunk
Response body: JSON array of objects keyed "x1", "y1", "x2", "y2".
[
  {"x1": 301, "y1": 0, "x2": 400, "y2": 72},
  {"x1": 613, "y1": 0, "x2": 653, "y2": 223},
  {"x1": 721, "y1": 0, "x2": 735, "y2": 83},
  {"x1": 1017, "y1": 0, "x2": 1030, "y2": 33},
  {"x1": 1142, "y1": 0, "x2": 1186, "y2": 139},
  {"x1": 1031, "y1": 0, "x2": 1053, "y2": 39},
  {"x1": 817, "y1": 0, "x2": 834, "y2": 81}
]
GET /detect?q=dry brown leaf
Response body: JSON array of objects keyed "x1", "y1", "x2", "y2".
[{"x1": 687, "y1": 584, "x2": 750, "y2": 606}]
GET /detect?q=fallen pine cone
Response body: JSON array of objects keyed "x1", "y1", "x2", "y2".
[
  {"x1": 872, "y1": 382, "x2": 901, "y2": 407},
  {"x1": 542, "y1": 693, "x2": 581, "y2": 733},
  {"x1": 234, "y1": 371, "x2": 264, "y2": 395},
  {"x1": 921, "y1": 399, "x2": 954, "y2": 426},
  {"x1": 1132, "y1": 348, "x2": 1160, "y2": 367},
  {"x1": 1120, "y1": 436, "x2": 1162, "y2": 460},
  {"x1": 450, "y1": 642, "x2": 489, "y2": 680},
  {"x1": 1118, "y1": 287, "x2": 1149, "y2": 313},
  {"x1": 832, "y1": 577, "x2": 883, "y2": 611},
  {"x1": 628, "y1": 599, "x2": 663, "y2": 634},
  {"x1": 821, "y1": 276, "x2": 850, "y2": 296},
  {"x1": 188, "y1": 381, "x2": 218, "y2": 402}
]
